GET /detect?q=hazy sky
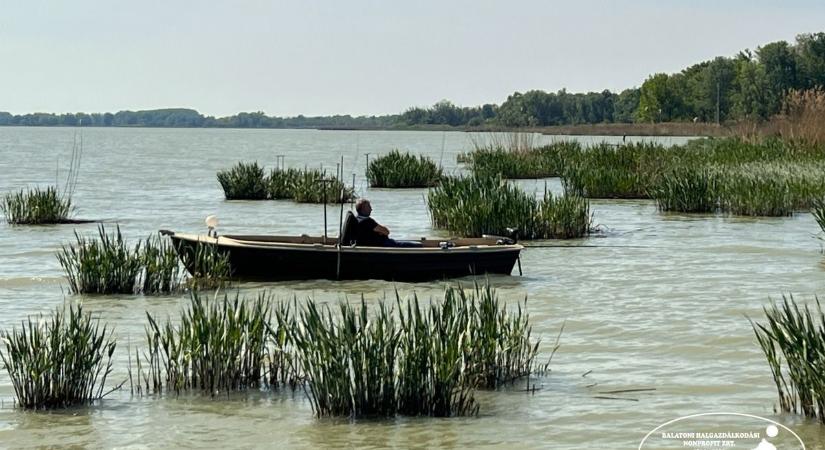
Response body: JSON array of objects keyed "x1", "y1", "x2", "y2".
[{"x1": 2, "y1": 0, "x2": 824, "y2": 117}]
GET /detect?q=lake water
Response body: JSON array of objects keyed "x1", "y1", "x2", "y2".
[{"x1": 0, "y1": 127, "x2": 823, "y2": 449}]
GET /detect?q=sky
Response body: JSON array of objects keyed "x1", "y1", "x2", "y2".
[{"x1": 1, "y1": 0, "x2": 825, "y2": 117}]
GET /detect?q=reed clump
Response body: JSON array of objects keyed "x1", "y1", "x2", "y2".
[
  {"x1": 293, "y1": 284, "x2": 550, "y2": 417},
  {"x1": 813, "y1": 199, "x2": 825, "y2": 233},
  {"x1": 57, "y1": 225, "x2": 144, "y2": 294},
  {"x1": 0, "y1": 303, "x2": 116, "y2": 409},
  {"x1": 427, "y1": 175, "x2": 590, "y2": 239},
  {"x1": 177, "y1": 241, "x2": 233, "y2": 290},
  {"x1": 366, "y1": 150, "x2": 442, "y2": 188},
  {"x1": 217, "y1": 162, "x2": 269, "y2": 200},
  {"x1": 651, "y1": 167, "x2": 718, "y2": 213},
  {"x1": 2, "y1": 186, "x2": 74, "y2": 225},
  {"x1": 57, "y1": 227, "x2": 227, "y2": 294},
  {"x1": 562, "y1": 142, "x2": 668, "y2": 199},
  {"x1": 267, "y1": 168, "x2": 301, "y2": 199},
  {"x1": 752, "y1": 296, "x2": 825, "y2": 423},
  {"x1": 291, "y1": 169, "x2": 354, "y2": 203},
  {"x1": 133, "y1": 292, "x2": 289, "y2": 395}
]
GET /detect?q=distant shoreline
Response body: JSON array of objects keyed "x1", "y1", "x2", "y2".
[{"x1": 0, "y1": 122, "x2": 727, "y2": 137}]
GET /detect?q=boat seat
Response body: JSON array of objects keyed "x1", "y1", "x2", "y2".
[{"x1": 339, "y1": 211, "x2": 358, "y2": 246}]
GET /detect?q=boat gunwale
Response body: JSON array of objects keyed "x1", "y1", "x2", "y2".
[{"x1": 170, "y1": 233, "x2": 524, "y2": 254}]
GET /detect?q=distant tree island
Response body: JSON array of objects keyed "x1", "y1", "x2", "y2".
[{"x1": 2, "y1": 32, "x2": 823, "y2": 132}]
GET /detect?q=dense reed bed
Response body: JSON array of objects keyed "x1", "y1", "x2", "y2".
[
  {"x1": 133, "y1": 292, "x2": 290, "y2": 394},
  {"x1": 752, "y1": 296, "x2": 825, "y2": 423},
  {"x1": 57, "y1": 226, "x2": 228, "y2": 294},
  {"x1": 427, "y1": 175, "x2": 590, "y2": 239},
  {"x1": 562, "y1": 142, "x2": 667, "y2": 199},
  {"x1": 217, "y1": 162, "x2": 269, "y2": 200},
  {"x1": 0, "y1": 304, "x2": 116, "y2": 409},
  {"x1": 2, "y1": 186, "x2": 74, "y2": 225},
  {"x1": 466, "y1": 142, "x2": 579, "y2": 179},
  {"x1": 366, "y1": 150, "x2": 442, "y2": 188}
]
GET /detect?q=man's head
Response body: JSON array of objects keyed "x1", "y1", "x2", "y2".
[{"x1": 355, "y1": 199, "x2": 372, "y2": 216}]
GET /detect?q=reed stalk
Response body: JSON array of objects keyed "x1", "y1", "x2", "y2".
[{"x1": 0, "y1": 303, "x2": 116, "y2": 409}]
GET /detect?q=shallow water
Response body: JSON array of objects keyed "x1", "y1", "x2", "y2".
[{"x1": 0, "y1": 127, "x2": 823, "y2": 449}]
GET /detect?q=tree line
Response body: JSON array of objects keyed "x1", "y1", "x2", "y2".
[{"x1": 2, "y1": 32, "x2": 823, "y2": 129}]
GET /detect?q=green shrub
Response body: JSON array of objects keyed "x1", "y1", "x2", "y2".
[
  {"x1": 366, "y1": 150, "x2": 442, "y2": 188},
  {"x1": 0, "y1": 303, "x2": 116, "y2": 409}
]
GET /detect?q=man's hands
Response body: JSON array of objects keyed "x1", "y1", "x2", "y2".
[{"x1": 374, "y1": 224, "x2": 390, "y2": 237}]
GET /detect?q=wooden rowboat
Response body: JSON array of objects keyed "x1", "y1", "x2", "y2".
[{"x1": 164, "y1": 231, "x2": 522, "y2": 282}]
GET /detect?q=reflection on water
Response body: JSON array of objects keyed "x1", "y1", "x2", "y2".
[{"x1": 0, "y1": 128, "x2": 823, "y2": 448}]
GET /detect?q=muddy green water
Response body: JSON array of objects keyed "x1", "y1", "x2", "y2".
[{"x1": 0, "y1": 128, "x2": 823, "y2": 449}]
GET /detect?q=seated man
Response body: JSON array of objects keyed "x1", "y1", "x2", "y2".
[{"x1": 354, "y1": 199, "x2": 422, "y2": 247}]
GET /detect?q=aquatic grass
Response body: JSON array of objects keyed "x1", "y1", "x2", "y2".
[
  {"x1": 651, "y1": 167, "x2": 719, "y2": 213},
  {"x1": 813, "y1": 199, "x2": 825, "y2": 233},
  {"x1": 177, "y1": 241, "x2": 232, "y2": 290},
  {"x1": 267, "y1": 168, "x2": 301, "y2": 199},
  {"x1": 56, "y1": 225, "x2": 144, "y2": 295},
  {"x1": 535, "y1": 192, "x2": 592, "y2": 239},
  {"x1": 561, "y1": 142, "x2": 668, "y2": 199},
  {"x1": 0, "y1": 303, "x2": 116, "y2": 409},
  {"x1": 217, "y1": 162, "x2": 268, "y2": 200},
  {"x1": 427, "y1": 175, "x2": 590, "y2": 239},
  {"x1": 134, "y1": 291, "x2": 283, "y2": 394},
  {"x1": 466, "y1": 142, "x2": 579, "y2": 179},
  {"x1": 138, "y1": 234, "x2": 184, "y2": 294},
  {"x1": 751, "y1": 295, "x2": 825, "y2": 423},
  {"x1": 366, "y1": 150, "x2": 442, "y2": 188},
  {"x1": 2, "y1": 186, "x2": 74, "y2": 225},
  {"x1": 291, "y1": 169, "x2": 354, "y2": 203}
]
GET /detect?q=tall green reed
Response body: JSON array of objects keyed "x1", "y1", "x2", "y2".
[
  {"x1": 751, "y1": 296, "x2": 825, "y2": 423},
  {"x1": 0, "y1": 303, "x2": 116, "y2": 409}
]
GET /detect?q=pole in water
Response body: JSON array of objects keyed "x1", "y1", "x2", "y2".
[
  {"x1": 517, "y1": 255, "x2": 523, "y2": 276},
  {"x1": 321, "y1": 178, "x2": 329, "y2": 244}
]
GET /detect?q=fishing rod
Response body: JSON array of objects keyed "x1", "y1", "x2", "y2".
[{"x1": 521, "y1": 244, "x2": 657, "y2": 249}]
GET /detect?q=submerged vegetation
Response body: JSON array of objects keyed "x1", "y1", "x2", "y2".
[
  {"x1": 366, "y1": 150, "x2": 442, "y2": 188},
  {"x1": 219, "y1": 163, "x2": 354, "y2": 203},
  {"x1": 752, "y1": 296, "x2": 825, "y2": 423},
  {"x1": 0, "y1": 304, "x2": 116, "y2": 409},
  {"x1": 56, "y1": 225, "x2": 229, "y2": 294},
  {"x1": 428, "y1": 175, "x2": 590, "y2": 239}
]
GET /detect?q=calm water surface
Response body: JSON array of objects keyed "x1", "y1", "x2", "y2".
[{"x1": 0, "y1": 127, "x2": 823, "y2": 449}]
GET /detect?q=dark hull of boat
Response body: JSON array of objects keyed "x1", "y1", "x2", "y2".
[{"x1": 170, "y1": 235, "x2": 521, "y2": 282}]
